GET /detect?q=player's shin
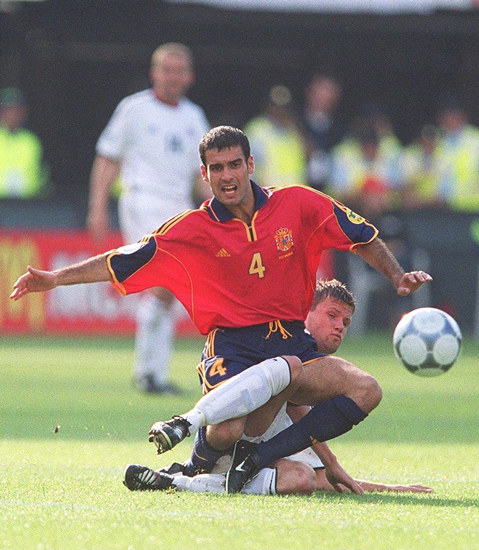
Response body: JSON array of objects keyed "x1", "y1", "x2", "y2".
[{"x1": 255, "y1": 395, "x2": 368, "y2": 470}]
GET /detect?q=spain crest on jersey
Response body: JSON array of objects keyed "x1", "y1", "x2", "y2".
[{"x1": 275, "y1": 227, "x2": 294, "y2": 252}]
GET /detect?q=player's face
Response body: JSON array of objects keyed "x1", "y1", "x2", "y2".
[
  {"x1": 201, "y1": 146, "x2": 255, "y2": 213},
  {"x1": 305, "y1": 297, "x2": 353, "y2": 354},
  {"x1": 150, "y1": 53, "x2": 194, "y2": 103}
]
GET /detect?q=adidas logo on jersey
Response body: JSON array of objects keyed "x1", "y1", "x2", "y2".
[{"x1": 215, "y1": 248, "x2": 231, "y2": 257}]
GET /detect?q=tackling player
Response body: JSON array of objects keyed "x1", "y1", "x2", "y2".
[{"x1": 11, "y1": 126, "x2": 432, "y2": 495}]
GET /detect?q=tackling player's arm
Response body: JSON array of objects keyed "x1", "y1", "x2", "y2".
[
  {"x1": 355, "y1": 237, "x2": 432, "y2": 296},
  {"x1": 287, "y1": 403, "x2": 433, "y2": 494},
  {"x1": 87, "y1": 154, "x2": 120, "y2": 244},
  {"x1": 310, "y1": 439, "x2": 364, "y2": 494},
  {"x1": 10, "y1": 254, "x2": 111, "y2": 301}
]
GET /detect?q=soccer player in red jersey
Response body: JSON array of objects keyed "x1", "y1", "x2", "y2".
[{"x1": 11, "y1": 126, "x2": 432, "y2": 493}]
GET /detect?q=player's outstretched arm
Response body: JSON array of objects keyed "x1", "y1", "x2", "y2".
[
  {"x1": 356, "y1": 238, "x2": 432, "y2": 296},
  {"x1": 356, "y1": 480, "x2": 433, "y2": 493},
  {"x1": 315, "y1": 469, "x2": 433, "y2": 494},
  {"x1": 10, "y1": 254, "x2": 111, "y2": 301}
]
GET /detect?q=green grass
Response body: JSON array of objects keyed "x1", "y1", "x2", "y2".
[{"x1": 1, "y1": 334, "x2": 478, "y2": 550}]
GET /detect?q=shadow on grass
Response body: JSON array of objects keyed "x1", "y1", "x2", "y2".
[{"x1": 313, "y1": 490, "x2": 479, "y2": 508}]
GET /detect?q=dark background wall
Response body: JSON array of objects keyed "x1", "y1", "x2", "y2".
[
  {"x1": 2, "y1": 1, "x2": 479, "y2": 205},
  {"x1": 2, "y1": 1, "x2": 479, "y2": 332}
]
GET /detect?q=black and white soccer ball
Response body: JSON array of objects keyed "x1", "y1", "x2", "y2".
[{"x1": 393, "y1": 307, "x2": 462, "y2": 377}]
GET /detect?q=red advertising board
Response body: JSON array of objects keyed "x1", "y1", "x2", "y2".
[{"x1": 0, "y1": 229, "x2": 198, "y2": 336}]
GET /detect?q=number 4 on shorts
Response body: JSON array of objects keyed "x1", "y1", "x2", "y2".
[{"x1": 209, "y1": 358, "x2": 227, "y2": 377}]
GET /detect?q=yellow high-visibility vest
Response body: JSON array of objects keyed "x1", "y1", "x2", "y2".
[
  {"x1": 0, "y1": 125, "x2": 45, "y2": 198},
  {"x1": 401, "y1": 143, "x2": 441, "y2": 202},
  {"x1": 435, "y1": 125, "x2": 479, "y2": 212},
  {"x1": 330, "y1": 136, "x2": 402, "y2": 208},
  {"x1": 244, "y1": 117, "x2": 306, "y2": 188}
]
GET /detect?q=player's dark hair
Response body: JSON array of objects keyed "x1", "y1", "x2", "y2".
[
  {"x1": 312, "y1": 279, "x2": 356, "y2": 313},
  {"x1": 199, "y1": 126, "x2": 251, "y2": 165}
]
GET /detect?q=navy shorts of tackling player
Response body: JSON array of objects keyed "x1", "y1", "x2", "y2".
[{"x1": 196, "y1": 320, "x2": 325, "y2": 392}]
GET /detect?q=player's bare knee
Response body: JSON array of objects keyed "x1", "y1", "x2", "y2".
[
  {"x1": 355, "y1": 372, "x2": 382, "y2": 413},
  {"x1": 369, "y1": 375, "x2": 382, "y2": 409},
  {"x1": 276, "y1": 461, "x2": 317, "y2": 495},
  {"x1": 292, "y1": 464, "x2": 317, "y2": 495},
  {"x1": 206, "y1": 419, "x2": 244, "y2": 451}
]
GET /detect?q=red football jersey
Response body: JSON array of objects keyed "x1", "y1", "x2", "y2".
[{"x1": 107, "y1": 183, "x2": 378, "y2": 334}]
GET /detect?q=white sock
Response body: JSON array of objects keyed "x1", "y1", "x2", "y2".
[
  {"x1": 134, "y1": 294, "x2": 177, "y2": 385},
  {"x1": 172, "y1": 473, "x2": 225, "y2": 493},
  {"x1": 242, "y1": 468, "x2": 277, "y2": 495},
  {"x1": 183, "y1": 357, "x2": 291, "y2": 432}
]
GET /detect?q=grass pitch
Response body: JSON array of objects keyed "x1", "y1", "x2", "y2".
[{"x1": 1, "y1": 333, "x2": 478, "y2": 550}]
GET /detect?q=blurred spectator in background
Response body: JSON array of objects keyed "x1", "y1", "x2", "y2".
[
  {"x1": 87, "y1": 42, "x2": 209, "y2": 394},
  {"x1": 400, "y1": 124, "x2": 446, "y2": 210},
  {"x1": 329, "y1": 119, "x2": 402, "y2": 222},
  {"x1": 360, "y1": 101, "x2": 402, "y2": 157},
  {"x1": 302, "y1": 74, "x2": 345, "y2": 191},
  {"x1": 329, "y1": 106, "x2": 406, "y2": 332},
  {"x1": 0, "y1": 87, "x2": 49, "y2": 198},
  {"x1": 434, "y1": 96, "x2": 479, "y2": 212},
  {"x1": 244, "y1": 84, "x2": 307, "y2": 188}
]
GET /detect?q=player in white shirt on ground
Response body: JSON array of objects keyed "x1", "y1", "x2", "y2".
[{"x1": 87, "y1": 43, "x2": 209, "y2": 393}]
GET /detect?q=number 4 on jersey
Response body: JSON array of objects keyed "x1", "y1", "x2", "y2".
[{"x1": 249, "y1": 252, "x2": 266, "y2": 279}]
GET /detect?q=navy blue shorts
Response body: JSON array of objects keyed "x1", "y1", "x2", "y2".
[{"x1": 196, "y1": 320, "x2": 325, "y2": 393}]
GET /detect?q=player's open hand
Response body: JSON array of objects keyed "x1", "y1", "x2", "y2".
[
  {"x1": 10, "y1": 266, "x2": 57, "y2": 300},
  {"x1": 325, "y1": 461, "x2": 365, "y2": 495},
  {"x1": 396, "y1": 271, "x2": 433, "y2": 296}
]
